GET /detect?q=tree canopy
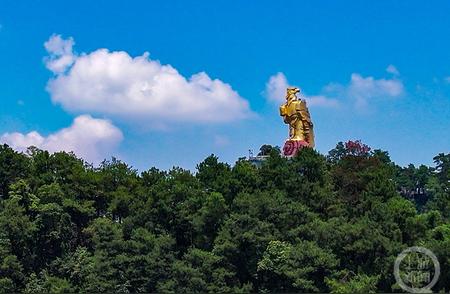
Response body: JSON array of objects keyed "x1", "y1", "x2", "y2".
[{"x1": 0, "y1": 142, "x2": 449, "y2": 293}]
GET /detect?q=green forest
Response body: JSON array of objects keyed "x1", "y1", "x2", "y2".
[{"x1": 0, "y1": 141, "x2": 449, "y2": 293}]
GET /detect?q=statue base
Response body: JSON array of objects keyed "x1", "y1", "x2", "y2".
[{"x1": 282, "y1": 140, "x2": 309, "y2": 157}]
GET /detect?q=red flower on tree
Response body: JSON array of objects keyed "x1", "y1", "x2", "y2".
[{"x1": 344, "y1": 140, "x2": 371, "y2": 157}]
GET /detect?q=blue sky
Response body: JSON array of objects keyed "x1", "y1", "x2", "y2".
[{"x1": 1, "y1": 0, "x2": 449, "y2": 171}]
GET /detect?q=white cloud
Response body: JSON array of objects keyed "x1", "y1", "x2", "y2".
[
  {"x1": 44, "y1": 34, "x2": 76, "y2": 74},
  {"x1": 306, "y1": 95, "x2": 339, "y2": 108},
  {"x1": 1, "y1": 131, "x2": 45, "y2": 150},
  {"x1": 265, "y1": 68, "x2": 404, "y2": 111},
  {"x1": 265, "y1": 72, "x2": 289, "y2": 102},
  {"x1": 44, "y1": 35, "x2": 251, "y2": 125},
  {"x1": 264, "y1": 72, "x2": 339, "y2": 107},
  {"x1": 386, "y1": 64, "x2": 400, "y2": 75},
  {"x1": 346, "y1": 73, "x2": 404, "y2": 109},
  {"x1": 1, "y1": 115, "x2": 123, "y2": 163}
]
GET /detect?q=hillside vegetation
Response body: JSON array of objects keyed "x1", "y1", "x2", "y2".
[{"x1": 0, "y1": 141, "x2": 449, "y2": 293}]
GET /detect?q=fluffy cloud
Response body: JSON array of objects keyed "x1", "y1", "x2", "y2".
[
  {"x1": 386, "y1": 64, "x2": 400, "y2": 75},
  {"x1": 265, "y1": 68, "x2": 404, "y2": 110},
  {"x1": 264, "y1": 72, "x2": 338, "y2": 107},
  {"x1": 305, "y1": 95, "x2": 339, "y2": 108},
  {"x1": 44, "y1": 35, "x2": 251, "y2": 124},
  {"x1": 265, "y1": 72, "x2": 289, "y2": 102},
  {"x1": 44, "y1": 34, "x2": 76, "y2": 74},
  {"x1": 344, "y1": 73, "x2": 404, "y2": 109},
  {"x1": 1, "y1": 115, "x2": 123, "y2": 163}
]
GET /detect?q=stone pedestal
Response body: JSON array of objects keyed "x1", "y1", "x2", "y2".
[{"x1": 282, "y1": 140, "x2": 309, "y2": 157}]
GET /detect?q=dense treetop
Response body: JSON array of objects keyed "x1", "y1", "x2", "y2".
[{"x1": 0, "y1": 142, "x2": 449, "y2": 293}]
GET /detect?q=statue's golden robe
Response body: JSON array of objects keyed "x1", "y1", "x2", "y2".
[{"x1": 280, "y1": 93, "x2": 315, "y2": 148}]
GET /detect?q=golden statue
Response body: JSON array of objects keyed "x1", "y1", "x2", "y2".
[{"x1": 280, "y1": 87, "x2": 315, "y2": 149}]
